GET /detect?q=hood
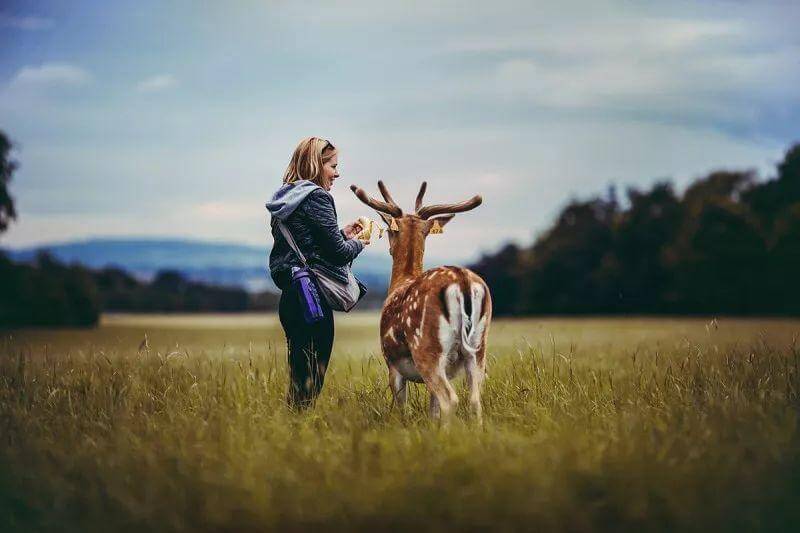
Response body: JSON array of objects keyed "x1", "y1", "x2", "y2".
[{"x1": 265, "y1": 179, "x2": 323, "y2": 221}]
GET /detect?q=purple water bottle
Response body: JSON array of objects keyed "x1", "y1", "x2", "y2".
[{"x1": 291, "y1": 267, "x2": 325, "y2": 324}]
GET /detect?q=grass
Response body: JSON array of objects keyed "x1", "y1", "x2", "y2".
[{"x1": 1, "y1": 314, "x2": 799, "y2": 531}]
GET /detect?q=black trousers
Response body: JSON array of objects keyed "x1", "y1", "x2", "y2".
[{"x1": 278, "y1": 287, "x2": 334, "y2": 408}]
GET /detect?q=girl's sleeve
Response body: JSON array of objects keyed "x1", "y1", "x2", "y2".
[{"x1": 302, "y1": 190, "x2": 364, "y2": 266}]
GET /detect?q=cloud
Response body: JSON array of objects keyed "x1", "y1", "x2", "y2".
[
  {"x1": 0, "y1": 13, "x2": 55, "y2": 30},
  {"x1": 431, "y1": 16, "x2": 800, "y2": 136},
  {"x1": 194, "y1": 201, "x2": 254, "y2": 221},
  {"x1": 136, "y1": 74, "x2": 178, "y2": 93},
  {"x1": 1, "y1": 0, "x2": 797, "y2": 257},
  {"x1": 8, "y1": 63, "x2": 91, "y2": 87},
  {"x1": 446, "y1": 18, "x2": 745, "y2": 55}
]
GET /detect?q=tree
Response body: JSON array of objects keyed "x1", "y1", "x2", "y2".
[
  {"x1": 612, "y1": 182, "x2": 682, "y2": 312},
  {"x1": 0, "y1": 129, "x2": 18, "y2": 234},
  {"x1": 466, "y1": 146, "x2": 800, "y2": 316},
  {"x1": 742, "y1": 143, "x2": 800, "y2": 228},
  {"x1": 665, "y1": 199, "x2": 765, "y2": 313},
  {"x1": 471, "y1": 243, "x2": 523, "y2": 316},
  {"x1": 0, "y1": 252, "x2": 101, "y2": 327},
  {"x1": 767, "y1": 204, "x2": 800, "y2": 314},
  {"x1": 519, "y1": 197, "x2": 618, "y2": 314}
]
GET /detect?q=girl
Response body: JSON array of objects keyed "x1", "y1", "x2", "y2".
[{"x1": 266, "y1": 137, "x2": 369, "y2": 408}]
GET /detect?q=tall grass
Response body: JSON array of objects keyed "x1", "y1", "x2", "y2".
[{"x1": 1, "y1": 316, "x2": 799, "y2": 531}]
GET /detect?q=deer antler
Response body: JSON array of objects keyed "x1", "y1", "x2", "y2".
[
  {"x1": 416, "y1": 194, "x2": 483, "y2": 219},
  {"x1": 377, "y1": 181, "x2": 401, "y2": 210},
  {"x1": 415, "y1": 181, "x2": 427, "y2": 212},
  {"x1": 350, "y1": 181, "x2": 403, "y2": 217}
]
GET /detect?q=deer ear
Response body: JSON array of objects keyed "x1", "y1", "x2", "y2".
[
  {"x1": 428, "y1": 214, "x2": 455, "y2": 234},
  {"x1": 377, "y1": 212, "x2": 398, "y2": 230}
]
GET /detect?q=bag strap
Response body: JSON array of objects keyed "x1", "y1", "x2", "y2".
[{"x1": 275, "y1": 219, "x2": 308, "y2": 266}]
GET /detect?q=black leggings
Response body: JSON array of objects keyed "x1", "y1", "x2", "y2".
[{"x1": 278, "y1": 287, "x2": 335, "y2": 408}]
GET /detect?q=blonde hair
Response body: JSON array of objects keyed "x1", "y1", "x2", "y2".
[{"x1": 282, "y1": 137, "x2": 337, "y2": 189}]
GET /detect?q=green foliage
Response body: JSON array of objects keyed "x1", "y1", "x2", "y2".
[
  {"x1": 0, "y1": 317, "x2": 798, "y2": 531},
  {"x1": 0, "y1": 252, "x2": 100, "y2": 327},
  {"x1": 1, "y1": 256, "x2": 280, "y2": 326},
  {"x1": 472, "y1": 143, "x2": 800, "y2": 315},
  {"x1": 522, "y1": 198, "x2": 617, "y2": 314},
  {"x1": 113, "y1": 269, "x2": 252, "y2": 313},
  {"x1": 0, "y1": 130, "x2": 18, "y2": 234}
]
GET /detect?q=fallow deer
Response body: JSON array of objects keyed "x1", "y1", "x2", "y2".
[{"x1": 350, "y1": 181, "x2": 492, "y2": 422}]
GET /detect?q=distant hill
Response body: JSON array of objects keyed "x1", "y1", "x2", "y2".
[{"x1": 4, "y1": 237, "x2": 393, "y2": 293}]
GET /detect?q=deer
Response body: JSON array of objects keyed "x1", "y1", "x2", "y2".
[{"x1": 350, "y1": 180, "x2": 492, "y2": 422}]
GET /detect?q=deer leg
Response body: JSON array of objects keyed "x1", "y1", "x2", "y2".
[
  {"x1": 412, "y1": 309, "x2": 459, "y2": 421},
  {"x1": 388, "y1": 365, "x2": 407, "y2": 408},
  {"x1": 464, "y1": 347, "x2": 486, "y2": 424},
  {"x1": 429, "y1": 393, "x2": 440, "y2": 418},
  {"x1": 420, "y1": 364, "x2": 458, "y2": 422}
]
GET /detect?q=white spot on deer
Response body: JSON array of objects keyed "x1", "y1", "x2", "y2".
[
  {"x1": 439, "y1": 284, "x2": 461, "y2": 360},
  {"x1": 415, "y1": 295, "x2": 428, "y2": 338},
  {"x1": 384, "y1": 327, "x2": 396, "y2": 343},
  {"x1": 406, "y1": 316, "x2": 411, "y2": 327}
]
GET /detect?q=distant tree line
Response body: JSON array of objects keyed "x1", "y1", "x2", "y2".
[
  {"x1": 0, "y1": 252, "x2": 281, "y2": 327},
  {"x1": 94, "y1": 266, "x2": 279, "y2": 313},
  {"x1": 470, "y1": 143, "x2": 800, "y2": 316},
  {"x1": 0, "y1": 252, "x2": 100, "y2": 326}
]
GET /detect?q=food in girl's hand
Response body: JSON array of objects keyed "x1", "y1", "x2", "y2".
[{"x1": 357, "y1": 216, "x2": 385, "y2": 240}]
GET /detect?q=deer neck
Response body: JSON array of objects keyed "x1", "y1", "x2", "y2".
[{"x1": 388, "y1": 236, "x2": 425, "y2": 293}]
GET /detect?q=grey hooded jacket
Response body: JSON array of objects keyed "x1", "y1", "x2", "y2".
[{"x1": 266, "y1": 180, "x2": 365, "y2": 291}]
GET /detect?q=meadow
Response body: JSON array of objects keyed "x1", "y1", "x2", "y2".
[{"x1": 1, "y1": 313, "x2": 799, "y2": 532}]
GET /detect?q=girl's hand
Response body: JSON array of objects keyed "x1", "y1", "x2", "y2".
[{"x1": 342, "y1": 220, "x2": 363, "y2": 240}]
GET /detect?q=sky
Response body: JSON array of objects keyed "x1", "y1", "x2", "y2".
[{"x1": 1, "y1": 0, "x2": 799, "y2": 264}]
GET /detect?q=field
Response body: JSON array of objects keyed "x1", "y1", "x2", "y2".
[{"x1": 1, "y1": 313, "x2": 799, "y2": 532}]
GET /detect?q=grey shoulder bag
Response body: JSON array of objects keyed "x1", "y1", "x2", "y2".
[{"x1": 276, "y1": 220, "x2": 366, "y2": 312}]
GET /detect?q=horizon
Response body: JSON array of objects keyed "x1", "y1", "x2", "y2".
[{"x1": 1, "y1": 1, "x2": 798, "y2": 265}]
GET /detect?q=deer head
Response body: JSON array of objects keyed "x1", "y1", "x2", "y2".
[{"x1": 350, "y1": 180, "x2": 482, "y2": 289}]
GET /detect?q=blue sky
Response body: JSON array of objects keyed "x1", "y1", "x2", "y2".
[{"x1": 1, "y1": 0, "x2": 798, "y2": 263}]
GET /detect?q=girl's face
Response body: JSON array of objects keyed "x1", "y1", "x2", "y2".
[{"x1": 321, "y1": 151, "x2": 339, "y2": 191}]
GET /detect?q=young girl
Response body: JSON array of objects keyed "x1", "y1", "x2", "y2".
[{"x1": 266, "y1": 137, "x2": 369, "y2": 408}]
